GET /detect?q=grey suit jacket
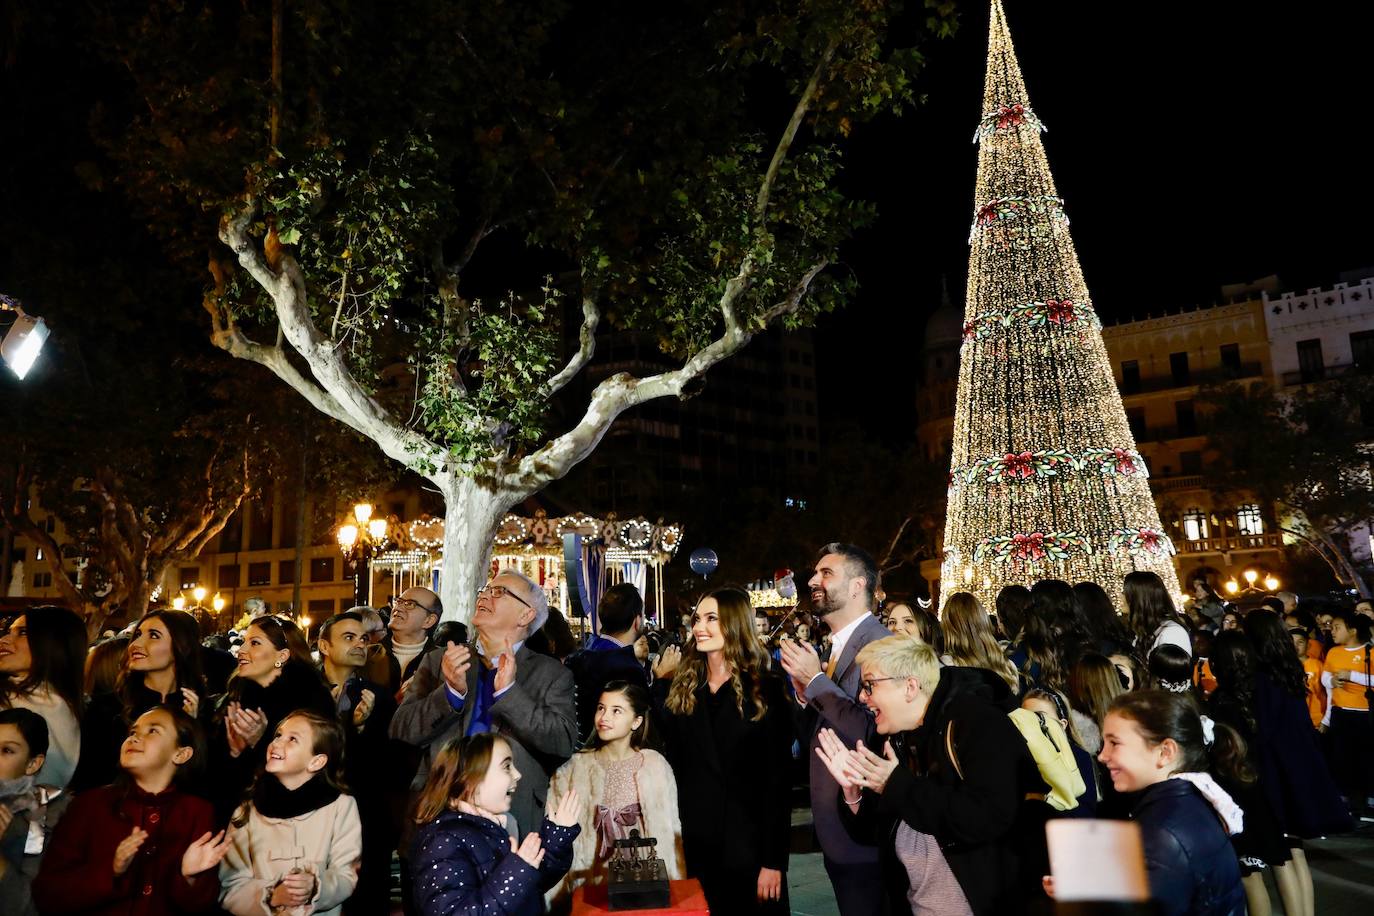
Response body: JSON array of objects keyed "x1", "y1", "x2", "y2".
[
  {"x1": 389, "y1": 643, "x2": 578, "y2": 835},
  {"x1": 801, "y1": 613, "x2": 890, "y2": 865}
]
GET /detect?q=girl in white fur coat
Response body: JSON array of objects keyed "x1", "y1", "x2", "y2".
[{"x1": 544, "y1": 682, "x2": 685, "y2": 912}]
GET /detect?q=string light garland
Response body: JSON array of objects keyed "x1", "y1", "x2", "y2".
[{"x1": 941, "y1": 0, "x2": 1182, "y2": 610}]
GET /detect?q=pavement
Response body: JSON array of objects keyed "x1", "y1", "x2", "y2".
[{"x1": 784, "y1": 812, "x2": 1374, "y2": 915}]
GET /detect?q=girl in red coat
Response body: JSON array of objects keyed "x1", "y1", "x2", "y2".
[{"x1": 34, "y1": 705, "x2": 230, "y2": 914}]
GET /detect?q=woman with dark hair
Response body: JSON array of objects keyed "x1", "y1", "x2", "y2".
[
  {"x1": 72, "y1": 610, "x2": 210, "y2": 793},
  {"x1": 1148, "y1": 643, "x2": 1194, "y2": 694},
  {"x1": 1206, "y1": 631, "x2": 1298, "y2": 916},
  {"x1": 654, "y1": 587, "x2": 791, "y2": 914},
  {"x1": 1071, "y1": 581, "x2": 1134, "y2": 657},
  {"x1": 994, "y1": 585, "x2": 1032, "y2": 645},
  {"x1": 1241, "y1": 610, "x2": 1352, "y2": 916},
  {"x1": 1098, "y1": 691, "x2": 1246, "y2": 916},
  {"x1": 209, "y1": 617, "x2": 334, "y2": 822},
  {"x1": 0, "y1": 606, "x2": 87, "y2": 788},
  {"x1": 1125, "y1": 570, "x2": 1191, "y2": 655},
  {"x1": 887, "y1": 603, "x2": 944, "y2": 656}
]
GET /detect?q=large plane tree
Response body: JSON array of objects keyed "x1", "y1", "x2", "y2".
[{"x1": 97, "y1": 0, "x2": 957, "y2": 619}]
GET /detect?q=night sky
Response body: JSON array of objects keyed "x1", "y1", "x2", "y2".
[{"x1": 820, "y1": 1, "x2": 1374, "y2": 447}]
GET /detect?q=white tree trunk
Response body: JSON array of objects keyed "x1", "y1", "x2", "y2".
[{"x1": 435, "y1": 474, "x2": 508, "y2": 624}]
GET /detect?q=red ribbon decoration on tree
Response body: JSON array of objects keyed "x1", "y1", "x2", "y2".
[
  {"x1": 1001, "y1": 451, "x2": 1035, "y2": 479},
  {"x1": 1012, "y1": 532, "x2": 1046, "y2": 560},
  {"x1": 1045, "y1": 298, "x2": 1076, "y2": 324},
  {"x1": 996, "y1": 103, "x2": 1027, "y2": 129},
  {"x1": 1138, "y1": 529, "x2": 1162, "y2": 552},
  {"x1": 1112, "y1": 448, "x2": 1136, "y2": 474},
  {"x1": 976, "y1": 202, "x2": 1000, "y2": 226}
]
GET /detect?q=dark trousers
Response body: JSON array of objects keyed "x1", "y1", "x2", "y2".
[
  {"x1": 823, "y1": 855, "x2": 889, "y2": 916},
  {"x1": 1329, "y1": 707, "x2": 1374, "y2": 812}
]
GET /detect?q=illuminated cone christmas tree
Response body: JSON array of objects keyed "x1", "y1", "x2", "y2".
[{"x1": 941, "y1": 0, "x2": 1182, "y2": 609}]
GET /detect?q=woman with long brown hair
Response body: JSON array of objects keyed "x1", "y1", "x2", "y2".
[
  {"x1": 0, "y1": 606, "x2": 87, "y2": 788},
  {"x1": 653, "y1": 586, "x2": 792, "y2": 914},
  {"x1": 941, "y1": 591, "x2": 1020, "y2": 696}
]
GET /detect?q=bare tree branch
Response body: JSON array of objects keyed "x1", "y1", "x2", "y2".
[
  {"x1": 500, "y1": 260, "x2": 827, "y2": 495},
  {"x1": 218, "y1": 202, "x2": 445, "y2": 474},
  {"x1": 541, "y1": 276, "x2": 600, "y2": 399}
]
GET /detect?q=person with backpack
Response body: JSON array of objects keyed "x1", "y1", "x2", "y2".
[{"x1": 817, "y1": 635, "x2": 1047, "y2": 916}]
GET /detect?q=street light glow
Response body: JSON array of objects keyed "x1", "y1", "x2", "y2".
[
  {"x1": 368, "y1": 518, "x2": 388, "y2": 540},
  {"x1": 212, "y1": 593, "x2": 226, "y2": 612},
  {"x1": 1263, "y1": 575, "x2": 1280, "y2": 591},
  {"x1": 0, "y1": 297, "x2": 49, "y2": 380},
  {"x1": 172, "y1": 596, "x2": 186, "y2": 610},
  {"x1": 337, "y1": 524, "x2": 359, "y2": 548},
  {"x1": 1223, "y1": 580, "x2": 1239, "y2": 595},
  {"x1": 353, "y1": 503, "x2": 373, "y2": 525},
  {"x1": 1243, "y1": 569, "x2": 1258, "y2": 585},
  {"x1": 193, "y1": 586, "x2": 208, "y2": 604}
]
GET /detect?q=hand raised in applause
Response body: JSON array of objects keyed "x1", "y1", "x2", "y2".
[
  {"x1": 441, "y1": 642, "x2": 471, "y2": 697},
  {"x1": 549, "y1": 788, "x2": 581, "y2": 827},
  {"x1": 779, "y1": 636, "x2": 823, "y2": 683},
  {"x1": 510, "y1": 832, "x2": 545, "y2": 869},
  {"x1": 493, "y1": 639, "x2": 517, "y2": 693},
  {"x1": 180, "y1": 830, "x2": 231, "y2": 878},
  {"x1": 113, "y1": 826, "x2": 148, "y2": 875}
]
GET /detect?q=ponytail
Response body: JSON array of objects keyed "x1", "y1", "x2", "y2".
[{"x1": 1108, "y1": 689, "x2": 1254, "y2": 787}]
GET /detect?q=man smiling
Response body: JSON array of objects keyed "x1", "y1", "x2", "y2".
[{"x1": 390, "y1": 569, "x2": 577, "y2": 835}]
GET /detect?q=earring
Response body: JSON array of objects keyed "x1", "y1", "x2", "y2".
[{"x1": 274, "y1": 660, "x2": 283, "y2": 668}]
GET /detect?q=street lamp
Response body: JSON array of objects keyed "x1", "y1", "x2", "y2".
[
  {"x1": 172, "y1": 596, "x2": 187, "y2": 610},
  {"x1": 337, "y1": 503, "x2": 389, "y2": 607},
  {"x1": 0, "y1": 295, "x2": 50, "y2": 380},
  {"x1": 1224, "y1": 568, "x2": 1280, "y2": 598}
]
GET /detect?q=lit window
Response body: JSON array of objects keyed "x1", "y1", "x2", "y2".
[
  {"x1": 1182, "y1": 509, "x2": 1209, "y2": 541},
  {"x1": 35, "y1": 548, "x2": 43, "y2": 561},
  {"x1": 1236, "y1": 504, "x2": 1264, "y2": 536}
]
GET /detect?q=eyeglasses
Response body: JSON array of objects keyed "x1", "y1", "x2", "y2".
[
  {"x1": 858, "y1": 677, "x2": 897, "y2": 696},
  {"x1": 478, "y1": 584, "x2": 532, "y2": 609},
  {"x1": 393, "y1": 597, "x2": 436, "y2": 614}
]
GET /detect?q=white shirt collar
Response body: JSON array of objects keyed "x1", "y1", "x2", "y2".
[{"x1": 827, "y1": 612, "x2": 873, "y2": 666}]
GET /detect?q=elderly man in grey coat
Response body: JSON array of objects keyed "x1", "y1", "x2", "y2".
[{"x1": 390, "y1": 568, "x2": 578, "y2": 836}]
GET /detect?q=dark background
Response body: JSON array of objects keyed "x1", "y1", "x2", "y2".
[{"x1": 822, "y1": 1, "x2": 1374, "y2": 448}]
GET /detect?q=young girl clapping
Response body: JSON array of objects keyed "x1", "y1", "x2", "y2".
[
  {"x1": 412, "y1": 733, "x2": 581, "y2": 916},
  {"x1": 34, "y1": 706, "x2": 228, "y2": 915},
  {"x1": 545, "y1": 682, "x2": 685, "y2": 911},
  {"x1": 219, "y1": 709, "x2": 362, "y2": 916}
]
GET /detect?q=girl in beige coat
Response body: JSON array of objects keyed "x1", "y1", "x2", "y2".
[
  {"x1": 544, "y1": 682, "x2": 685, "y2": 912},
  {"x1": 220, "y1": 710, "x2": 362, "y2": 916}
]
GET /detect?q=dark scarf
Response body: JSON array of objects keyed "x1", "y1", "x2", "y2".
[{"x1": 253, "y1": 773, "x2": 340, "y2": 819}]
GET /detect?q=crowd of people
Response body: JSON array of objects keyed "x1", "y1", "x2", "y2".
[{"x1": 0, "y1": 546, "x2": 1369, "y2": 916}]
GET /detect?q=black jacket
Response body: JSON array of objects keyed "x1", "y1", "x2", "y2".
[
  {"x1": 655, "y1": 671, "x2": 793, "y2": 883},
  {"x1": 840, "y1": 666, "x2": 1042, "y2": 916},
  {"x1": 70, "y1": 680, "x2": 215, "y2": 795},
  {"x1": 1130, "y1": 780, "x2": 1245, "y2": 916}
]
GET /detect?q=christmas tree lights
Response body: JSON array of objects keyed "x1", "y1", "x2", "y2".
[{"x1": 941, "y1": 0, "x2": 1182, "y2": 610}]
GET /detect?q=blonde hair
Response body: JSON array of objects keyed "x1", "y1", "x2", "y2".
[
  {"x1": 666, "y1": 587, "x2": 771, "y2": 721},
  {"x1": 855, "y1": 635, "x2": 942, "y2": 691},
  {"x1": 941, "y1": 591, "x2": 1020, "y2": 694}
]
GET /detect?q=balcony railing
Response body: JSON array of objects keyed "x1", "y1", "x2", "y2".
[
  {"x1": 1280, "y1": 362, "x2": 1368, "y2": 386},
  {"x1": 1175, "y1": 532, "x2": 1284, "y2": 554},
  {"x1": 1120, "y1": 361, "x2": 1263, "y2": 396},
  {"x1": 1151, "y1": 475, "x2": 1205, "y2": 492}
]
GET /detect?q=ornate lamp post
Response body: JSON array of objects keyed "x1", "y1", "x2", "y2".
[
  {"x1": 337, "y1": 503, "x2": 389, "y2": 608},
  {"x1": 1223, "y1": 567, "x2": 1281, "y2": 598}
]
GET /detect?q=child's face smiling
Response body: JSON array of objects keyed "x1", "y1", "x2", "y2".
[
  {"x1": 120, "y1": 709, "x2": 190, "y2": 776},
  {"x1": 265, "y1": 716, "x2": 325, "y2": 788},
  {"x1": 470, "y1": 739, "x2": 520, "y2": 815},
  {"x1": 0, "y1": 723, "x2": 41, "y2": 780}
]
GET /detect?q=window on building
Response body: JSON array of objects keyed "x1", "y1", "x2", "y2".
[
  {"x1": 218, "y1": 564, "x2": 241, "y2": 589},
  {"x1": 310, "y1": 557, "x2": 335, "y2": 583},
  {"x1": 1351, "y1": 331, "x2": 1374, "y2": 372},
  {"x1": 34, "y1": 548, "x2": 43, "y2": 562},
  {"x1": 1169, "y1": 352, "x2": 1190, "y2": 386},
  {"x1": 1236, "y1": 504, "x2": 1264, "y2": 536},
  {"x1": 1219, "y1": 343, "x2": 1241, "y2": 376},
  {"x1": 307, "y1": 599, "x2": 335, "y2": 616},
  {"x1": 278, "y1": 560, "x2": 297, "y2": 585},
  {"x1": 1181, "y1": 508, "x2": 1209, "y2": 541},
  {"x1": 1120, "y1": 360, "x2": 1140, "y2": 394},
  {"x1": 219, "y1": 510, "x2": 243, "y2": 552},
  {"x1": 179, "y1": 567, "x2": 199, "y2": 590},
  {"x1": 1126, "y1": 406, "x2": 1147, "y2": 440},
  {"x1": 249, "y1": 501, "x2": 274, "y2": 551},
  {"x1": 44, "y1": 516, "x2": 57, "y2": 534},
  {"x1": 1180, "y1": 450, "x2": 1203, "y2": 474},
  {"x1": 33, "y1": 572, "x2": 53, "y2": 589},
  {"x1": 1297, "y1": 339, "x2": 1324, "y2": 382},
  {"x1": 1175, "y1": 400, "x2": 1197, "y2": 436},
  {"x1": 247, "y1": 562, "x2": 272, "y2": 587}
]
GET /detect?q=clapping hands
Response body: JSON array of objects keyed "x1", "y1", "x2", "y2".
[{"x1": 549, "y1": 788, "x2": 581, "y2": 828}]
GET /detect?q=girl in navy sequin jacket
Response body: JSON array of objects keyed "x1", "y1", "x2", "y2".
[{"x1": 412, "y1": 733, "x2": 580, "y2": 916}]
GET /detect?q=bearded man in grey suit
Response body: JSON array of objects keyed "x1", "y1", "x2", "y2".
[{"x1": 781, "y1": 542, "x2": 892, "y2": 915}]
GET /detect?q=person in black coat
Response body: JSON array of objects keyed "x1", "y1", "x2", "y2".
[
  {"x1": 820, "y1": 637, "x2": 1042, "y2": 916},
  {"x1": 1098, "y1": 691, "x2": 1246, "y2": 916},
  {"x1": 653, "y1": 587, "x2": 792, "y2": 914},
  {"x1": 565, "y1": 583, "x2": 651, "y2": 740},
  {"x1": 70, "y1": 610, "x2": 212, "y2": 794},
  {"x1": 207, "y1": 616, "x2": 336, "y2": 824}
]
